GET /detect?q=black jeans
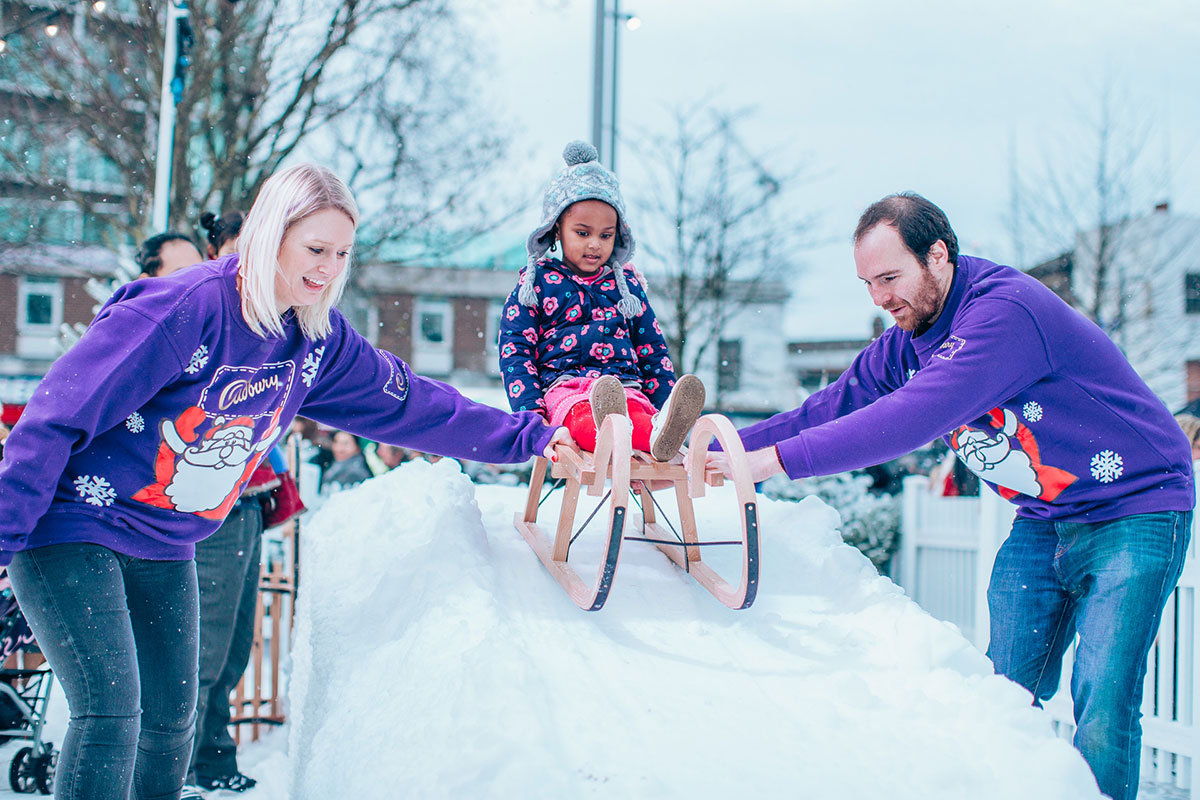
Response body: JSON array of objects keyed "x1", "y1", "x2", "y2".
[
  {"x1": 8, "y1": 543, "x2": 198, "y2": 799},
  {"x1": 189, "y1": 502, "x2": 264, "y2": 783}
]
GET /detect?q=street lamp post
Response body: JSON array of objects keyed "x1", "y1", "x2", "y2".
[
  {"x1": 591, "y1": 0, "x2": 638, "y2": 171},
  {"x1": 609, "y1": 0, "x2": 620, "y2": 172},
  {"x1": 591, "y1": 0, "x2": 606, "y2": 165},
  {"x1": 151, "y1": 0, "x2": 190, "y2": 232}
]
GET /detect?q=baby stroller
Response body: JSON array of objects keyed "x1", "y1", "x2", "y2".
[{"x1": 0, "y1": 573, "x2": 57, "y2": 794}]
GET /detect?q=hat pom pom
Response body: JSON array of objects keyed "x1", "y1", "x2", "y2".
[{"x1": 563, "y1": 140, "x2": 599, "y2": 167}]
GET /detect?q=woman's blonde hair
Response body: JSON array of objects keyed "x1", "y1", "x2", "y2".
[{"x1": 237, "y1": 163, "x2": 360, "y2": 340}]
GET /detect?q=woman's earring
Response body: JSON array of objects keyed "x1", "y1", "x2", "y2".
[{"x1": 549, "y1": 237, "x2": 558, "y2": 253}]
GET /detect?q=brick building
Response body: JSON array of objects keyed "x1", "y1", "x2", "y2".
[{"x1": 0, "y1": 245, "x2": 122, "y2": 408}]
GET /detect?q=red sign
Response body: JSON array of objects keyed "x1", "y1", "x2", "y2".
[{"x1": 1, "y1": 404, "x2": 25, "y2": 426}]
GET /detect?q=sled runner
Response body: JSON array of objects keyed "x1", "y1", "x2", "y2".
[{"x1": 514, "y1": 413, "x2": 760, "y2": 611}]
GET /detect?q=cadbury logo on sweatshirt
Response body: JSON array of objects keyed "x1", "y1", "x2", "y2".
[{"x1": 201, "y1": 362, "x2": 294, "y2": 418}]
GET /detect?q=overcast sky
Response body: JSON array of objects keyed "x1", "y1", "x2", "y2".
[{"x1": 463, "y1": 0, "x2": 1200, "y2": 338}]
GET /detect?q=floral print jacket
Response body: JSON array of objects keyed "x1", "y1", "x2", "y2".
[{"x1": 499, "y1": 258, "x2": 677, "y2": 414}]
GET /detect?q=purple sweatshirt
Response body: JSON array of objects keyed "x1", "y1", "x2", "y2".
[
  {"x1": 739, "y1": 256, "x2": 1194, "y2": 521},
  {"x1": 0, "y1": 255, "x2": 556, "y2": 565}
]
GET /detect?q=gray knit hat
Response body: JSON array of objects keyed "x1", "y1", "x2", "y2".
[{"x1": 521, "y1": 140, "x2": 641, "y2": 318}]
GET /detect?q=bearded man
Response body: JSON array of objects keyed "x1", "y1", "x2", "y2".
[{"x1": 721, "y1": 192, "x2": 1194, "y2": 800}]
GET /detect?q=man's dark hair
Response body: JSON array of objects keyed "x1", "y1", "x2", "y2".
[
  {"x1": 853, "y1": 192, "x2": 959, "y2": 267},
  {"x1": 136, "y1": 232, "x2": 197, "y2": 277},
  {"x1": 199, "y1": 210, "x2": 245, "y2": 255}
]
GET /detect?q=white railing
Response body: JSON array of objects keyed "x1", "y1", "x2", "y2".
[{"x1": 896, "y1": 475, "x2": 1200, "y2": 797}]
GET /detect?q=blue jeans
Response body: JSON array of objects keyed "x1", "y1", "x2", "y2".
[
  {"x1": 7, "y1": 543, "x2": 198, "y2": 800},
  {"x1": 189, "y1": 502, "x2": 263, "y2": 783},
  {"x1": 987, "y1": 511, "x2": 1192, "y2": 800}
]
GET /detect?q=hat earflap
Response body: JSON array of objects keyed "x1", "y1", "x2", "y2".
[
  {"x1": 518, "y1": 259, "x2": 539, "y2": 308},
  {"x1": 612, "y1": 263, "x2": 642, "y2": 319}
]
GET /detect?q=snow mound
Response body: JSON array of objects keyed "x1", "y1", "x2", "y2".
[{"x1": 288, "y1": 459, "x2": 1101, "y2": 799}]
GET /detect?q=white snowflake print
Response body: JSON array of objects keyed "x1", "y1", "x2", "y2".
[
  {"x1": 185, "y1": 345, "x2": 210, "y2": 375},
  {"x1": 74, "y1": 475, "x2": 117, "y2": 507},
  {"x1": 302, "y1": 346, "x2": 326, "y2": 387},
  {"x1": 1090, "y1": 450, "x2": 1124, "y2": 483},
  {"x1": 1022, "y1": 401, "x2": 1043, "y2": 423},
  {"x1": 125, "y1": 412, "x2": 145, "y2": 434}
]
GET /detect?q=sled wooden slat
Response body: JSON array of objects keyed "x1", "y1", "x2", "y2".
[
  {"x1": 686, "y1": 415, "x2": 760, "y2": 608},
  {"x1": 523, "y1": 457, "x2": 548, "y2": 522},
  {"x1": 515, "y1": 412, "x2": 760, "y2": 610},
  {"x1": 551, "y1": 477, "x2": 583, "y2": 562},
  {"x1": 515, "y1": 414, "x2": 632, "y2": 611},
  {"x1": 552, "y1": 444, "x2": 598, "y2": 489}
]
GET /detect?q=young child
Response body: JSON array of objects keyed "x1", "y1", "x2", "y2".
[{"x1": 500, "y1": 140, "x2": 705, "y2": 462}]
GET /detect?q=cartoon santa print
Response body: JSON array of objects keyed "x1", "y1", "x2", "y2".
[
  {"x1": 133, "y1": 405, "x2": 283, "y2": 519},
  {"x1": 949, "y1": 407, "x2": 1077, "y2": 502}
]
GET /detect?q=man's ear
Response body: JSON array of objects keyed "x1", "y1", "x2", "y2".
[{"x1": 928, "y1": 239, "x2": 952, "y2": 275}]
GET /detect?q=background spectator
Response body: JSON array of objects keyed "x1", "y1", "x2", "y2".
[
  {"x1": 136, "y1": 232, "x2": 203, "y2": 278},
  {"x1": 319, "y1": 432, "x2": 373, "y2": 493},
  {"x1": 365, "y1": 442, "x2": 410, "y2": 476},
  {"x1": 1175, "y1": 411, "x2": 1200, "y2": 462},
  {"x1": 200, "y1": 211, "x2": 245, "y2": 260}
]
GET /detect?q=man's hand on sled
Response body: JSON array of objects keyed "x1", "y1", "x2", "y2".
[
  {"x1": 708, "y1": 446, "x2": 784, "y2": 483},
  {"x1": 745, "y1": 447, "x2": 785, "y2": 482}
]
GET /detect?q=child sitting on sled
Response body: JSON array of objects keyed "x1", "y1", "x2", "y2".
[{"x1": 499, "y1": 140, "x2": 706, "y2": 462}]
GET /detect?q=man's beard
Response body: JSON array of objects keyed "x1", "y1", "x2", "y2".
[{"x1": 900, "y1": 268, "x2": 945, "y2": 334}]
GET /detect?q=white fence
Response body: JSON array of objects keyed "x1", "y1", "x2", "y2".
[{"x1": 896, "y1": 475, "x2": 1200, "y2": 797}]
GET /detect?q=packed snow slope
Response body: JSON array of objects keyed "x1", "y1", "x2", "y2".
[{"x1": 287, "y1": 459, "x2": 1103, "y2": 799}]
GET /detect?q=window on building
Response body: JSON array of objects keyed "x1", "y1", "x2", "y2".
[
  {"x1": 420, "y1": 310, "x2": 445, "y2": 343},
  {"x1": 717, "y1": 339, "x2": 742, "y2": 395},
  {"x1": 18, "y1": 276, "x2": 62, "y2": 331},
  {"x1": 485, "y1": 300, "x2": 504, "y2": 374},
  {"x1": 1188, "y1": 361, "x2": 1200, "y2": 404},
  {"x1": 1185, "y1": 274, "x2": 1200, "y2": 314},
  {"x1": 16, "y1": 276, "x2": 64, "y2": 360},
  {"x1": 797, "y1": 368, "x2": 842, "y2": 395},
  {"x1": 74, "y1": 139, "x2": 124, "y2": 189},
  {"x1": 0, "y1": 199, "x2": 82, "y2": 246},
  {"x1": 412, "y1": 298, "x2": 453, "y2": 376}
]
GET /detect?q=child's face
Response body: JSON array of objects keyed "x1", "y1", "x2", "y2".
[{"x1": 557, "y1": 200, "x2": 618, "y2": 276}]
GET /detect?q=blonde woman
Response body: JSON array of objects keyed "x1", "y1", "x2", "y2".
[{"x1": 0, "y1": 164, "x2": 568, "y2": 798}]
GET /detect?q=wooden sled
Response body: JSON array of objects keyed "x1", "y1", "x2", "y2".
[{"x1": 514, "y1": 412, "x2": 760, "y2": 611}]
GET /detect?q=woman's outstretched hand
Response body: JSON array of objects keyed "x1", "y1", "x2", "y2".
[{"x1": 543, "y1": 426, "x2": 576, "y2": 460}]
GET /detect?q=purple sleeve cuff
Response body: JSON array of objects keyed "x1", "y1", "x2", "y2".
[{"x1": 775, "y1": 436, "x2": 814, "y2": 480}]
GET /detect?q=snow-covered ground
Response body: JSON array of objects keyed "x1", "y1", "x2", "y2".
[{"x1": 0, "y1": 458, "x2": 1142, "y2": 798}]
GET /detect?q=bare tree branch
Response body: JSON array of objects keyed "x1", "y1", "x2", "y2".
[
  {"x1": 630, "y1": 103, "x2": 817, "y2": 408},
  {"x1": 1010, "y1": 79, "x2": 1200, "y2": 406},
  {"x1": 0, "y1": 0, "x2": 512, "y2": 264}
]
